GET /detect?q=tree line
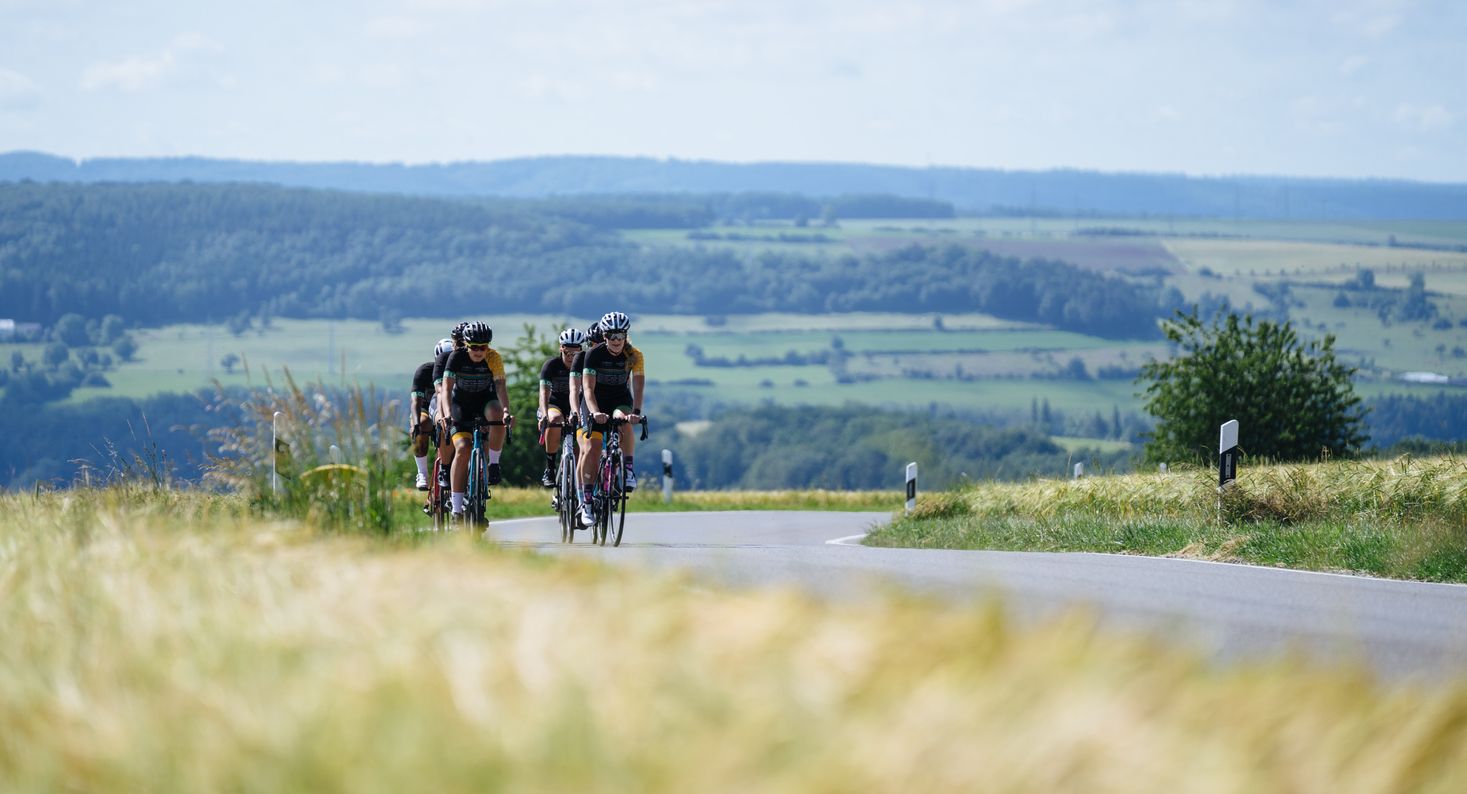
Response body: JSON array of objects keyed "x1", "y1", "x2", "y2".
[
  {"x1": 8, "y1": 150, "x2": 1467, "y2": 219},
  {"x1": 1, "y1": 182, "x2": 1170, "y2": 338}
]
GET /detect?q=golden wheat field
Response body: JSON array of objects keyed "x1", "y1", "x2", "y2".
[{"x1": 3, "y1": 489, "x2": 1467, "y2": 793}]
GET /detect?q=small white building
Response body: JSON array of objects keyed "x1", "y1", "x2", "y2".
[{"x1": 1400, "y1": 371, "x2": 1450, "y2": 384}]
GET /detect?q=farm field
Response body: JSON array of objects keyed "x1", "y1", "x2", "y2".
[{"x1": 6, "y1": 216, "x2": 1466, "y2": 430}]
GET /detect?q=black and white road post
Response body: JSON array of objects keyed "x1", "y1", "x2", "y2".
[
  {"x1": 661, "y1": 449, "x2": 674, "y2": 505},
  {"x1": 905, "y1": 462, "x2": 918, "y2": 514},
  {"x1": 1219, "y1": 419, "x2": 1239, "y2": 490},
  {"x1": 1073, "y1": 462, "x2": 1084, "y2": 479},
  {"x1": 271, "y1": 411, "x2": 283, "y2": 495}
]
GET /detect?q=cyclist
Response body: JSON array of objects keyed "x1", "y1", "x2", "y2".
[
  {"x1": 577, "y1": 311, "x2": 645, "y2": 528},
  {"x1": 439, "y1": 321, "x2": 512, "y2": 520},
  {"x1": 410, "y1": 337, "x2": 454, "y2": 491},
  {"x1": 431, "y1": 321, "x2": 468, "y2": 491},
  {"x1": 538, "y1": 327, "x2": 585, "y2": 488}
]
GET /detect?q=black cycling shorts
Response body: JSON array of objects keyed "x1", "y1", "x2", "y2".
[{"x1": 450, "y1": 399, "x2": 501, "y2": 438}]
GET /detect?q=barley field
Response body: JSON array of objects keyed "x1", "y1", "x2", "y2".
[{"x1": 4, "y1": 487, "x2": 1467, "y2": 792}]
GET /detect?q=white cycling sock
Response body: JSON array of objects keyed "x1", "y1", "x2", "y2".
[
  {"x1": 415, "y1": 456, "x2": 429, "y2": 478},
  {"x1": 451, "y1": 493, "x2": 465, "y2": 512},
  {"x1": 488, "y1": 448, "x2": 502, "y2": 465}
]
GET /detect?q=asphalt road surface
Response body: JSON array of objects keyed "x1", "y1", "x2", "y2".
[{"x1": 484, "y1": 510, "x2": 1467, "y2": 681}]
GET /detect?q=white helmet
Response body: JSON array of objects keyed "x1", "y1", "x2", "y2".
[
  {"x1": 434, "y1": 338, "x2": 454, "y2": 357},
  {"x1": 558, "y1": 327, "x2": 587, "y2": 346},
  {"x1": 599, "y1": 311, "x2": 631, "y2": 333}
]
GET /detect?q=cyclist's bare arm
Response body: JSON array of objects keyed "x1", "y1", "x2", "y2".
[{"x1": 583, "y1": 372, "x2": 603, "y2": 417}]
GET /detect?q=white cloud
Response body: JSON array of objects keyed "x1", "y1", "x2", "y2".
[
  {"x1": 0, "y1": 67, "x2": 43, "y2": 109},
  {"x1": 1394, "y1": 103, "x2": 1454, "y2": 133},
  {"x1": 81, "y1": 52, "x2": 176, "y2": 92}
]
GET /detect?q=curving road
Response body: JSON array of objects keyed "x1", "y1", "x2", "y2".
[{"x1": 485, "y1": 510, "x2": 1467, "y2": 681}]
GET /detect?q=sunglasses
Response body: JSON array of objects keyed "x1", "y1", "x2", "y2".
[
  {"x1": 466, "y1": 343, "x2": 489, "y2": 351},
  {"x1": 605, "y1": 333, "x2": 627, "y2": 341},
  {"x1": 561, "y1": 345, "x2": 583, "y2": 351}
]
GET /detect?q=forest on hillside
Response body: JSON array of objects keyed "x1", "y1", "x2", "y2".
[
  {"x1": 6, "y1": 150, "x2": 1467, "y2": 219},
  {"x1": 0, "y1": 182, "x2": 1170, "y2": 338}
]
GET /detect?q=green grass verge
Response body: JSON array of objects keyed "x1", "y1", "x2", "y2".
[{"x1": 867, "y1": 456, "x2": 1467, "y2": 582}]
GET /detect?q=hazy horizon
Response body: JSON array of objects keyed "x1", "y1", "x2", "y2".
[{"x1": 3, "y1": 0, "x2": 1464, "y2": 183}]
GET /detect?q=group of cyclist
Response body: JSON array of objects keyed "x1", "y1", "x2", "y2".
[{"x1": 410, "y1": 312, "x2": 645, "y2": 526}]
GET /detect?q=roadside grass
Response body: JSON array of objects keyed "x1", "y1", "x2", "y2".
[
  {"x1": 5, "y1": 488, "x2": 1467, "y2": 792},
  {"x1": 867, "y1": 456, "x2": 1467, "y2": 583}
]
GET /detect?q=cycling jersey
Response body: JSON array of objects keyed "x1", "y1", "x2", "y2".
[
  {"x1": 411, "y1": 360, "x2": 435, "y2": 419},
  {"x1": 432, "y1": 347, "x2": 454, "y2": 386},
  {"x1": 540, "y1": 355, "x2": 574, "y2": 413},
  {"x1": 583, "y1": 343, "x2": 644, "y2": 411},
  {"x1": 443, "y1": 348, "x2": 505, "y2": 406}
]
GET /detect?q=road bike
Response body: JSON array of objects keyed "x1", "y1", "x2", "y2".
[
  {"x1": 462, "y1": 417, "x2": 510, "y2": 530},
  {"x1": 551, "y1": 415, "x2": 580, "y2": 543},
  {"x1": 589, "y1": 415, "x2": 648, "y2": 547},
  {"x1": 418, "y1": 421, "x2": 451, "y2": 531}
]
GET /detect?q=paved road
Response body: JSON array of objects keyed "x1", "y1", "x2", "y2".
[{"x1": 485, "y1": 510, "x2": 1467, "y2": 681}]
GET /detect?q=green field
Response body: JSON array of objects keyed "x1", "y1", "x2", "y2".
[{"x1": 9, "y1": 217, "x2": 1467, "y2": 431}]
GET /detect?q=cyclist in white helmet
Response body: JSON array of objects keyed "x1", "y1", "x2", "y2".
[
  {"x1": 577, "y1": 311, "x2": 646, "y2": 527},
  {"x1": 537, "y1": 327, "x2": 586, "y2": 488},
  {"x1": 409, "y1": 337, "x2": 453, "y2": 490}
]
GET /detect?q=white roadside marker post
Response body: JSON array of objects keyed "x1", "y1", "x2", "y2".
[
  {"x1": 1074, "y1": 462, "x2": 1084, "y2": 479},
  {"x1": 329, "y1": 444, "x2": 341, "y2": 464},
  {"x1": 272, "y1": 411, "x2": 282, "y2": 495},
  {"x1": 661, "y1": 449, "x2": 674, "y2": 505},
  {"x1": 1218, "y1": 419, "x2": 1239, "y2": 517},
  {"x1": 905, "y1": 462, "x2": 918, "y2": 515}
]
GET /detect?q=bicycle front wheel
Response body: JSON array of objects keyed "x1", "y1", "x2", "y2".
[
  {"x1": 430, "y1": 460, "x2": 447, "y2": 531},
  {"x1": 557, "y1": 451, "x2": 575, "y2": 543},
  {"x1": 467, "y1": 448, "x2": 484, "y2": 529},
  {"x1": 610, "y1": 461, "x2": 627, "y2": 547}
]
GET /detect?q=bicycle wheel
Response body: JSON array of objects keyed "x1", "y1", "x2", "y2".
[
  {"x1": 610, "y1": 457, "x2": 627, "y2": 547},
  {"x1": 557, "y1": 451, "x2": 574, "y2": 543},
  {"x1": 467, "y1": 447, "x2": 484, "y2": 530},
  {"x1": 595, "y1": 454, "x2": 617, "y2": 546},
  {"x1": 564, "y1": 436, "x2": 580, "y2": 542},
  {"x1": 430, "y1": 459, "x2": 448, "y2": 531}
]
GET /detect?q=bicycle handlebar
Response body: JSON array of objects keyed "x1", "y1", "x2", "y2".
[{"x1": 606, "y1": 415, "x2": 650, "y2": 441}]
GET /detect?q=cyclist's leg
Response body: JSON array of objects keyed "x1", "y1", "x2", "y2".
[
  {"x1": 435, "y1": 399, "x2": 454, "y2": 487},
  {"x1": 485, "y1": 400, "x2": 506, "y2": 451},
  {"x1": 542, "y1": 406, "x2": 565, "y2": 487},
  {"x1": 577, "y1": 418, "x2": 604, "y2": 525},
  {"x1": 448, "y1": 405, "x2": 477, "y2": 514},
  {"x1": 483, "y1": 401, "x2": 505, "y2": 484},
  {"x1": 612, "y1": 403, "x2": 637, "y2": 489}
]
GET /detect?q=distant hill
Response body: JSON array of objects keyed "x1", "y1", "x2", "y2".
[{"x1": 4, "y1": 150, "x2": 1466, "y2": 220}]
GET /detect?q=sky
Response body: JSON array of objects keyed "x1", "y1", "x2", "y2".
[{"x1": 1, "y1": 0, "x2": 1464, "y2": 182}]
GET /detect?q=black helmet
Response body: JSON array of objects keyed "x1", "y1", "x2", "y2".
[
  {"x1": 585, "y1": 324, "x2": 605, "y2": 345},
  {"x1": 463, "y1": 322, "x2": 492, "y2": 345},
  {"x1": 451, "y1": 321, "x2": 469, "y2": 343}
]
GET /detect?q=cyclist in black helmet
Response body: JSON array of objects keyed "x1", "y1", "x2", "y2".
[{"x1": 439, "y1": 321, "x2": 513, "y2": 519}]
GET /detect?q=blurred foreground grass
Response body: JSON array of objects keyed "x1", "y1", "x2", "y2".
[
  {"x1": 870, "y1": 456, "x2": 1467, "y2": 582},
  {"x1": 4, "y1": 488, "x2": 1467, "y2": 792}
]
